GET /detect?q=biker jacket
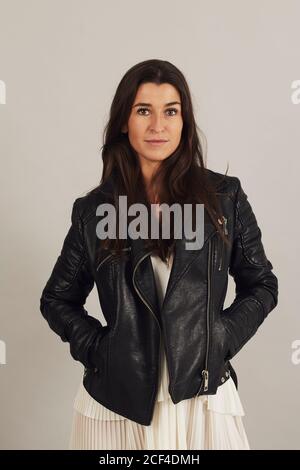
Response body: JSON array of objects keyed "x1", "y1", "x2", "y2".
[{"x1": 39, "y1": 169, "x2": 278, "y2": 426}]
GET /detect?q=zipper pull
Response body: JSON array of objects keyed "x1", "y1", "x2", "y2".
[
  {"x1": 217, "y1": 216, "x2": 227, "y2": 271},
  {"x1": 222, "y1": 216, "x2": 228, "y2": 235},
  {"x1": 202, "y1": 369, "x2": 209, "y2": 391},
  {"x1": 218, "y1": 215, "x2": 228, "y2": 234}
]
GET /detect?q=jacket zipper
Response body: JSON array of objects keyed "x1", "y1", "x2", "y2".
[
  {"x1": 132, "y1": 251, "x2": 162, "y2": 403},
  {"x1": 95, "y1": 246, "x2": 138, "y2": 375},
  {"x1": 96, "y1": 253, "x2": 114, "y2": 271},
  {"x1": 217, "y1": 216, "x2": 228, "y2": 271},
  {"x1": 96, "y1": 246, "x2": 131, "y2": 271},
  {"x1": 196, "y1": 236, "x2": 213, "y2": 395}
]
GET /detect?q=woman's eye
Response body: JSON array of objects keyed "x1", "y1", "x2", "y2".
[
  {"x1": 166, "y1": 108, "x2": 178, "y2": 116},
  {"x1": 136, "y1": 108, "x2": 178, "y2": 116},
  {"x1": 136, "y1": 107, "x2": 149, "y2": 115}
]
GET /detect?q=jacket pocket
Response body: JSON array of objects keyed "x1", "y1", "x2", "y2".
[
  {"x1": 219, "y1": 315, "x2": 233, "y2": 362},
  {"x1": 87, "y1": 327, "x2": 111, "y2": 374}
]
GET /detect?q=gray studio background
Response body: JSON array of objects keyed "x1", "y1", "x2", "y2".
[{"x1": 0, "y1": 0, "x2": 299, "y2": 449}]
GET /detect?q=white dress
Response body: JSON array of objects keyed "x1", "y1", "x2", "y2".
[{"x1": 69, "y1": 253, "x2": 250, "y2": 450}]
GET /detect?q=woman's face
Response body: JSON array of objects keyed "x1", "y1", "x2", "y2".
[{"x1": 123, "y1": 82, "x2": 183, "y2": 178}]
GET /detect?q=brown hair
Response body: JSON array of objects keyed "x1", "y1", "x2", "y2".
[{"x1": 87, "y1": 59, "x2": 230, "y2": 263}]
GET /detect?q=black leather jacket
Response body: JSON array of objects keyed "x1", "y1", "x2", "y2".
[{"x1": 40, "y1": 169, "x2": 278, "y2": 426}]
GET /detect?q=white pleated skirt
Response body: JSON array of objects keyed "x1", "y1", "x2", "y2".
[{"x1": 68, "y1": 344, "x2": 250, "y2": 450}]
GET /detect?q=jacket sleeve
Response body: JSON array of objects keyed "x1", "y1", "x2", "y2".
[
  {"x1": 39, "y1": 197, "x2": 108, "y2": 370},
  {"x1": 221, "y1": 177, "x2": 279, "y2": 361}
]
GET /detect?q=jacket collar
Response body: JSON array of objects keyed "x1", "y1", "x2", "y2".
[
  {"x1": 130, "y1": 214, "x2": 217, "y2": 321},
  {"x1": 98, "y1": 169, "x2": 218, "y2": 320}
]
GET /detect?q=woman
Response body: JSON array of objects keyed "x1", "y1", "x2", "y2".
[{"x1": 40, "y1": 59, "x2": 278, "y2": 450}]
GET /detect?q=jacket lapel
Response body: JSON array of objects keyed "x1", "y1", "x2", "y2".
[
  {"x1": 96, "y1": 170, "x2": 218, "y2": 322},
  {"x1": 130, "y1": 210, "x2": 217, "y2": 321}
]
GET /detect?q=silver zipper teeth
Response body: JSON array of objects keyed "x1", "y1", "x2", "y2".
[
  {"x1": 96, "y1": 247, "x2": 131, "y2": 271},
  {"x1": 96, "y1": 253, "x2": 114, "y2": 271},
  {"x1": 132, "y1": 251, "x2": 162, "y2": 401},
  {"x1": 223, "y1": 216, "x2": 228, "y2": 235},
  {"x1": 197, "y1": 236, "x2": 213, "y2": 395},
  {"x1": 204, "y1": 237, "x2": 212, "y2": 391}
]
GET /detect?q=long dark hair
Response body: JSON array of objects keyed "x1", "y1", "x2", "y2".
[{"x1": 87, "y1": 59, "x2": 230, "y2": 263}]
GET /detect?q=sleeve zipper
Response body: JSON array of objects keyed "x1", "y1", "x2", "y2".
[
  {"x1": 132, "y1": 252, "x2": 163, "y2": 407},
  {"x1": 196, "y1": 236, "x2": 213, "y2": 395},
  {"x1": 217, "y1": 216, "x2": 228, "y2": 271}
]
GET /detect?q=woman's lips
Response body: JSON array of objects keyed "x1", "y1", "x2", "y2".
[{"x1": 145, "y1": 140, "x2": 168, "y2": 146}]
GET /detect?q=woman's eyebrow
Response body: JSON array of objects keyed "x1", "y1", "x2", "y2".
[{"x1": 132, "y1": 101, "x2": 181, "y2": 108}]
